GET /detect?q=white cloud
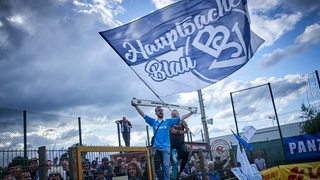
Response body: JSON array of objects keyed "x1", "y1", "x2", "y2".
[
  {"x1": 260, "y1": 23, "x2": 320, "y2": 67},
  {"x1": 248, "y1": 0, "x2": 282, "y2": 14},
  {"x1": 7, "y1": 15, "x2": 24, "y2": 25},
  {"x1": 151, "y1": 0, "x2": 176, "y2": 9},
  {"x1": 295, "y1": 23, "x2": 320, "y2": 45},
  {"x1": 73, "y1": 0, "x2": 122, "y2": 27},
  {"x1": 251, "y1": 12, "x2": 302, "y2": 47}
]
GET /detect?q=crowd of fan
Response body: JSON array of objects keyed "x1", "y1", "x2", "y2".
[
  {"x1": 1, "y1": 151, "x2": 236, "y2": 180},
  {"x1": 0, "y1": 153, "x2": 149, "y2": 180}
]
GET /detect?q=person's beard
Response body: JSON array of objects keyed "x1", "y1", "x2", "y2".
[{"x1": 157, "y1": 113, "x2": 163, "y2": 119}]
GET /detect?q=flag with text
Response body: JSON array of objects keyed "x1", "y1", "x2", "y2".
[{"x1": 100, "y1": 0, "x2": 264, "y2": 96}]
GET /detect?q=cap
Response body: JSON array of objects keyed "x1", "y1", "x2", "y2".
[
  {"x1": 102, "y1": 157, "x2": 109, "y2": 162},
  {"x1": 60, "y1": 153, "x2": 68, "y2": 160}
]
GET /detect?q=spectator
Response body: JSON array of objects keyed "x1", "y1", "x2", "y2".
[
  {"x1": 115, "y1": 157, "x2": 127, "y2": 176},
  {"x1": 206, "y1": 161, "x2": 221, "y2": 180},
  {"x1": 47, "y1": 166, "x2": 66, "y2": 180},
  {"x1": 48, "y1": 172, "x2": 63, "y2": 180},
  {"x1": 122, "y1": 157, "x2": 127, "y2": 164},
  {"x1": 204, "y1": 156, "x2": 210, "y2": 170},
  {"x1": 95, "y1": 171, "x2": 107, "y2": 180},
  {"x1": 115, "y1": 117, "x2": 132, "y2": 146},
  {"x1": 53, "y1": 157, "x2": 59, "y2": 167},
  {"x1": 190, "y1": 153, "x2": 199, "y2": 164},
  {"x1": 127, "y1": 162, "x2": 146, "y2": 180},
  {"x1": 28, "y1": 158, "x2": 39, "y2": 180},
  {"x1": 91, "y1": 157, "x2": 99, "y2": 169},
  {"x1": 47, "y1": 160, "x2": 54, "y2": 172},
  {"x1": 19, "y1": 169, "x2": 32, "y2": 180},
  {"x1": 139, "y1": 155, "x2": 148, "y2": 178},
  {"x1": 109, "y1": 160, "x2": 116, "y2": 171},
  {"x1": 2, "y1": 174, "x2": 16, "y2": 180},
  {"x1": 96, "y1": 157, "x2": 114, "y2": 180},
  {"x1": 82, "y1": 160, "x2": 94, "y2": 179},
  {"x1": 131, "y1": 156, "x2": 140, "y2": 168},
  {"x1": 214, "y1": 156, "x2": 228, "y2": 177},
  {"x1": 8, "y1": 163, "x2": 22, "y2": 179},
  {"x1": 60, "y1": 153, "x2": 70, "y2": 179},
  {"x1": 190, "y1": 160, "x2": 201, "y2": 175},
  {"x1": 190, "y1": 160, "x2": 203, "y2": 180},
  {"x1": 254, "y1": 152, "x2": 266, "y2": 171}
]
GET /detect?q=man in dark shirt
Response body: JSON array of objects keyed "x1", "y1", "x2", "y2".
[{"x1": 170, "y1": 109, "x2": 192, "y2": 175}]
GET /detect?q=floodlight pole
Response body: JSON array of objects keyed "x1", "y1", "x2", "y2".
[
  {"x1": 197, "y1": 90, "x2": 210, "y2": 147},
  {"x1": 230, "y1": 93, "x2": 240, "y2": 135}
]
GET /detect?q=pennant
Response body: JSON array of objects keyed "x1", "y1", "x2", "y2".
[
  {"x1": 241, "y1": 125, "x2": 256, "y2": 142},
  {"x1": 100, "y1": 0, "x2": 264, "y2": 96},
  {"x1": 231, "y1": 130, "x2": 253, "y2": 151},
  {"x1": 236, "y1": 145, "x2": 256, "y2": 179}
]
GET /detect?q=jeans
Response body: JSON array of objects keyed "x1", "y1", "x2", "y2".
[
  {"x1": 122, "y1": 133, "x2": 130, "y2": 146},
  {"x1": 154, "y1": 146, "x2": 171, "y2": 180}
]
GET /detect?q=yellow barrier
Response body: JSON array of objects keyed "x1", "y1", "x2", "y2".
[
  {"x1": 260, "y1": 161, "x2": 320, "y2": 180},
  {"x1": 74, "y1": 146, "x2": 153, "y2": 180},
  {"x1": 260, "y1": 166, "x2": 279, "y2": 180}
]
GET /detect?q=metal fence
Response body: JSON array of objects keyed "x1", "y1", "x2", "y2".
[
  {"x1": 230, "y1": 71, "x2": 320, "y2": 134},
  {"x1": 0, "y1": 70, "x2": 319, "y2": 170}
]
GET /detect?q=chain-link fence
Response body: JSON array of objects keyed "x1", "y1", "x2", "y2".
[
  {"x1": 229, "y1": 70, "x2": 320, "y2": 167},
  {"x1": 231, "y1": 71, "x2": 320, "y2": 134},
  {"x1": 1, "y1": 70, "x2": 319, "y2": 170}
]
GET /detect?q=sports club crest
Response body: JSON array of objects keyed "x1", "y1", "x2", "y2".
[
  {"x1": 100, "y1": 0, "x2": 264, "y2": 96},
  {"x1": 211, "y1": 139, "x2": 231, "y2": 159}
]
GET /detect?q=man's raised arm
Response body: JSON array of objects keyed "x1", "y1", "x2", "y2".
[
  {"x1": 132, "y1": 101, "x2": 145, "y2": 117},
  {"x1": 181, "y1": 111, "x2": 194, "y2": 120}
]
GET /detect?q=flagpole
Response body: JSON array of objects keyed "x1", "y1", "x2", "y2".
[{"x1": 197, "y1": 90, "x2": 211, "y2": 159}]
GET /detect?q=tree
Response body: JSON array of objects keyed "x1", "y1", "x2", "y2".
[{"x1": 300, "y1": 103, "x2": 320, "y2": 134}]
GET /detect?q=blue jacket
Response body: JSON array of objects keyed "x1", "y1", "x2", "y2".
[{"x1": 144, "y1": 115, "x2": 180, "y2": 148}]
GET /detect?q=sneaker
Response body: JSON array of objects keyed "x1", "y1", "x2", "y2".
[{"x1": 180, "y1": 172, "x2": 188, "y2": 177}]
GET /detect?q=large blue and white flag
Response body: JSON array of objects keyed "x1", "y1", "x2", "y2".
[{"x1": 100, "y1": 0, "x2": 264, "y2": 96}]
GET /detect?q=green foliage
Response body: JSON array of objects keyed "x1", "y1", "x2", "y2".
[{"x1": 301, "y1": 103, "x2": 320, "y2": 134}]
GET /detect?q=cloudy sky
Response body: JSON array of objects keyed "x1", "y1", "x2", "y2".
[{"x1": 0, "y1": 0, "x2": 319, "y2": 149}]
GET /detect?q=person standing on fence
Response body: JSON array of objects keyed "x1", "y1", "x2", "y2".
[
  {"x1": 132, "y1": 102, "x2": 194, "y2": 180},
  {"x1": 115, "y1": 117, "x2": 132, "y2": 146},
  {"x1": 170, "y1": 109, "x2": 192, "y2": 175}
]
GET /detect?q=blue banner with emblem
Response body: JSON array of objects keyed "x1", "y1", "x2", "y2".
[
  {"x1": 100, "y1": 0, "x2": 264, "y2": 96},
  {"x1": 284, "y1": 132, "x2": 320, "y2": 161}
]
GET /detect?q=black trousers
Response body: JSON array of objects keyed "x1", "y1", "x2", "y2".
[{"x1": 171, "y1": 143, "x2": 190, "y2": 173}]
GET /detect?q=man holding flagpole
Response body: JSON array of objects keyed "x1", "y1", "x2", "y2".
[{"x1": 132, "y1": 101, "x2": 194, "y2": 180}]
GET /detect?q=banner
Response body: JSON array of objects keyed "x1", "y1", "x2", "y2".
[
  {"x1": 260, "y1": 161, "x2": 320, "y2": 180},
  {"x1": 100, "y1": 0, "x2": 264, "y2": 96},
  {"x1": 284, "y1": 132, "x2": 320, "y2": 161},
  {"x1": 260, "y1": 166, "x2": 279, "y2": 180}
]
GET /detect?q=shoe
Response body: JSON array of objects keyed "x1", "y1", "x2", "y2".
[{"x1": 180, "y1": 172, "x2": 188, "y2": 177}]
